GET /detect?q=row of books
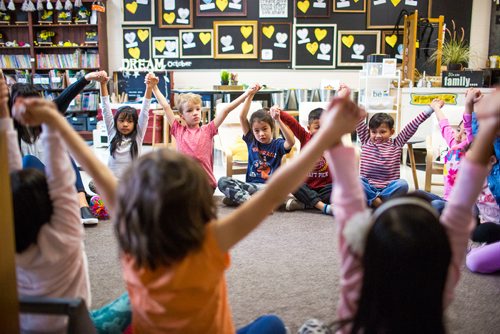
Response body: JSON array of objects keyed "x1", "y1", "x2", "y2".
[
  {"x1": 0, "y1": 55, "x2": 31, "y2": 68},
  {"x1": 41, "y1": 90, "x2": 99, "y2": 112},
  {"x1": 36, "y1": 52, "x2": 100, "y2": 69},
  {"x1": 30, "y1": 70, "x2": 98, "y2": 91}
]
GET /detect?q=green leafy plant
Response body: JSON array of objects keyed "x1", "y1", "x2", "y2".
[
  {"x1": 430, "y1": 20, "x2": 470, "y2": 67},
  {"x1": 220, "y1": 70, "x2": 230, "y2": 84}
]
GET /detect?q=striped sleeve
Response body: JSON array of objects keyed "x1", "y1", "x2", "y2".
[
  {"x1": 394, "y1": 111, "x2": 430, "y2": 147},
  {"x1": 356, "y1": 118, "x2": 370, "y2": 145}
]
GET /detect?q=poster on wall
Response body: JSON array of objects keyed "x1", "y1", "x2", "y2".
[
  {"x1": 152, "y1": 36, "x2": 179, "y2": 58},
  {"x1": 259, "y1": 0, "x2": 288, "y2": 18},
  {"x1": 214, "y1": 20, "x2": 258, "y2": 59},
  {"x1": 123, "y1": 27, "x2": 152, "y2": 61},
  {"x1": 333, "y1": 0, "x2": 366, "y2": 13},
  {"x1": 259, "y1": 22, "x2": 291, "y2": 62},
  {"x1": 123, "y1": 0, "x2": 155, "y2": 25},
  {"x1": 294, "y1": 0, "x2": 330, "y2": 18},
  {"x1": 293, "y1": 24, "x2": 337, "y2": 69},
  {"x1": 196, "y1": 0, "x2": 247, "y2": 17},
  {"x1": 179, "y1": 29, "x2": 214, "y2": 58},
  {"x1": 337, "y1": 30, "x2": 380, "y2": 67},
  {"x1": 158, "y1": 0, "x2": 194, "y2": 28}
]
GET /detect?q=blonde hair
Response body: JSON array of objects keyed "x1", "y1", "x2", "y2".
[{"x1": 177, "y1": 93, "x2": 202, "y2": 114}]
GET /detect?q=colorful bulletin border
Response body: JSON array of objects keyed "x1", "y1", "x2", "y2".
[
  {"x1": 179, "y1": 29, "x2": 214, "y2": 58},
  {"x1": 214, "y1": 20, "x2": 258, "y2": 59},
  {"x1": 337, "y1": 30, "x2": 380, "y2": 67},
  {"x1": 259, "y1": 22, "x2": 291, "y2": 62},
  {"x1": 293, "y1": 24, "x2": 337, "y2": 69},
  {"x1": 333, "y1": 0, "x2": 366, "y2": 13},
  {"x1": 123, "y1": 0, "x2": 155, "y2": 25},
  {"x1": 294, "y1": 0, "x2": 330, "y2": 18},
  {"x1": 158, "y1": 0, "x2": 194, "y2": 28},
  {"x1": 196, "y1": 0, "x2": 247, "y2": 17},
  {"x1": 152, "y1": 36, "x2": 179, "y2": 58}
]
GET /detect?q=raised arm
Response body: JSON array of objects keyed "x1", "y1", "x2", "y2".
[
  {"x1": 0, "y1": 77, "x2": 22, "y2": 172},
  {"x1": 152, "y1": 85, "x2": 176, "y2": 126},
  {"x1": 432, "y1": 98, "x2": 459, "y2": 148},
  {"x1": 13, "y1": 99, "x2": 118, "y2": 212},
  {"x1": 54, "y1": 71, "x2": 106, "y2": 114},
  {"x1": 441, "y1": 90, "x2": 499, "y2": 307},
  {"x1": 136, "y1": 73, "x2": 155, "y2": 140},
  {"x1": 280, "y1": 110, "x2": 308, "y2": 145},
  {"x1": 214, "y1": 84, "x2": 261, "y2": 128},
  {"x1": 463, "y1": 88, "x2": 482, "y2": 143},
  {"x1": 97, "y1": 74, "x2": 117, "y2": 138},
  {"x1": 270, "y1": 106, "x2": 295, "y2": 150},
  {"x1": 213, "y1": 97, "x2": 365, "y2": 251},
  {"x1": 394, "y1": 108, "x2": 433, "y2": 147},
  {"x1": 239, "y1": 86, "x2": 260, "y2": 136}
]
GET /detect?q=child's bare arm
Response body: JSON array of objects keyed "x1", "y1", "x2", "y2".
[
  {"x1": 271, "y1": 106, "x2": 295, "y2": 150},
  {"x1": 152, "y1": 85, "x2": 176, "y2": 126},
  {"x1": 431, "y1": 98, "x2": 446, "y2": 121},
  {"x1": 238, "y1": 85, "x2": 262, "y2": 135},
  {"x1": 95, "y1": 71, "x2": 109, "y2": 97},
  {"x1": 14, "y1": 99, "x2": 117, "y2": 211},
  {"x1": 214, "y1": 83, "x2": 261, "y2": 128},
  {"x1": 144, "y1": 73, "x2": 158, "y2": 99},
  {"x1": 214, "y1": 97, "x2": 365, "y2": 251},
  {"x1": 0, "y1": 77, "x2": 22, "y2": 172}
]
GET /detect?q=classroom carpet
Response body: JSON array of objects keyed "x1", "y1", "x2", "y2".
[{"x1": 84, "y1": 197, "x2": 500, "y2": 333}]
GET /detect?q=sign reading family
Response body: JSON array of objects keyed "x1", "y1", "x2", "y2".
[{"x1": 121, "y1": 58, "x2": 193, "y2": 70}]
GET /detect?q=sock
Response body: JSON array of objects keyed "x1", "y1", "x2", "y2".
[{"x1": 323, "y1": 204, "x2": 332, "y2": 215}]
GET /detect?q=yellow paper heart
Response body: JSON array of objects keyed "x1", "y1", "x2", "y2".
[
  {"x1": 390, "y1": 0, "x2": 401, "y2": 7},
  {"x1": 341, "y1": 35, "x2": 354, "y2": 48},
  {"x1": 199, "y1": 32, "x2": 211, "y2": 45},
  {"x1": 262, "y1": 25, "x2": 275, "y2": 39},
  {"x1": 297, "y1": 0, "x2": 310, "y2": 13},
  {"x1": 163, "y1": 12, "x2": 176, "y2": 24},
  {"x1": 128, "y1": 47, "x2": 140, "y2": 59},
  {"x1": 137, "y1": 29, "x2": 149, "y2": 42},
  {"x1": 306, "y1": 42, "x2": 318, "y2": 55},
  {"x1": 125, "y1": 1, "x2": 137, "y2": 14},
  {"x1": 240, "y1": 26, "x2": 253, "y2": 39},
  {"x1": 385, "y1": 34, "x2": 398, "y2": 48},
  {"x1": 314, "y1": 28, "x2": 327, "y2": 42},
  {"x1": 241, "y1": 41, "x2": 253, "y2": 54},
  {"x1": 155, "y1": 40, "x2": 166, "y2": 53},
  {"x1": 216, "y1": 0, "x2": 228, "y2": 11},
  {"x1": 354, "y1": 0, "x2": 359, "y2": 2}
]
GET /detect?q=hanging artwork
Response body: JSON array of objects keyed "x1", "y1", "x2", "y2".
[
  {"x1": 214, "y1": 20, "x2": 257, "y2": 59},
  {"x1": 259, "y1": 22, "x2": 291, "y2": 62},
  {"x1": 293, "y1": 23, "x2": 336, "y2": 68},
  {"x1": 123, "y1": 0, "x2": 155, "y2": 25},
  {"x1": 158, "y1": 0, "x2": 193, "y2": 28},
  {"x1": 196, "y1": 0, "x2": 247, "y2": 17},
  {"x1": 337, "y1": 30, "x2": 380, "y2": 67},
  {"x1": 179, "y1": 29, "x2": 214, "y2": 58}
]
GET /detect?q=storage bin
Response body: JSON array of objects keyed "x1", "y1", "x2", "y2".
[
  {"x1": 86, "y1": 117, "x2": 98, "y2": 131},
  {"x1": 66, "y1": 116, "x2": 87, "y2": 131}
]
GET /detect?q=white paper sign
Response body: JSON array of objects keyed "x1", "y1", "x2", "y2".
[{"x1": 259, "y1": 0, "x2": 288, "y2": 18}]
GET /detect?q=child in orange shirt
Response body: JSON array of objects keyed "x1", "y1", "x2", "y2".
[{"x1": 20, "y1": 84, "x2": 365, "y2": 333}]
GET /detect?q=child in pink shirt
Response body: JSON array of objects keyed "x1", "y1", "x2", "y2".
[{"x1": 153, "y1": 84, "x2": 261, "y2": 190}]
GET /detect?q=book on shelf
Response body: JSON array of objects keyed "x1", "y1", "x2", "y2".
[
  {"x1": 0, "y1": 55, "x2": 31, "y2": 68},
  {"x1": 15, "y1": 70, "x2": 31, "y2": 84},
  {"x1": 67, "y1": 93, "x2": 83, "y2": 112},
  {"x1": 33, "y1": 73, "x2": 50, "y2": 90},
  {"x1": 49, "y1": 69, "x2": 65, "y2": 89},
  {"x1": 66, "y1": 69, "x2": 86, "y2": 85}
]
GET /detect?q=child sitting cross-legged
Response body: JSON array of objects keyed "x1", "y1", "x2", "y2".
[
  {"x1": 218, "y1": 92, "x2": 295, "y2": 206},
  {"x1": 17, "y1": 75, "x2": 362, "y2": 333},
  {"x1": 356, "y1": 102, "x2": 433, "y2": 207}
]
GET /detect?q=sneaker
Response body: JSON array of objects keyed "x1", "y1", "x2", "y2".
[
  {"x1": 90, "y1": 195, "x2": 110, "y2": 220},
  {"x1": 285, "y1": 198, "x2": 306, "y2": 211},
  {"x1": 222, "y1": 197, "x2": 239, "y2": 207},
  {"x1": 88, "y1": 180, "x2": 97, "y2": 194},
  {"x1": 81, "y1": 207, "x2": 98, "y2": 225}
]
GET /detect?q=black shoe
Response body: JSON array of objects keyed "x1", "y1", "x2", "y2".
[
  {"x1": 81, "y1": 207, "x2": 98, "y2": 225},
  {"x1": 222, "y1": 197, "x2": 239, "y2": 207},
  {"x1": 88, "y1": 180, "x2": 97, "y2": 194}
]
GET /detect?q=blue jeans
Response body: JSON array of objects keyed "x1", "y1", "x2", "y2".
[
  {"x1": 237, "y1": 315, "x2": 286, "y2": 334},
  {"x1": 413, "y1": 190, "x2": 446, "y2": 214},
  {"x1": 360, "y1": 177, "x2": 408, "y2": 206},
  {"x1": 293, "y1": 184, "x2": 332, "y2": 208},
  {"x1": 22, "y1": 154, "x2": 85, "y2": 193}
]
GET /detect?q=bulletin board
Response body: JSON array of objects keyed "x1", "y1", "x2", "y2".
[
  {"x1": 123, "y1": 0, "x2": 155, "y2": 24},
  {"x1": 338, "y1": 30, "x2": 380, "y2": 67},
  {"x1": 293, "y1": 24, "x2": 337, "y2": 69},
  {"x1": 119, "y1": 0, "x2": 471, "y2": 70},
  {"x1": 259, "y1": 22, "x2": 291, "y2": 62},
  {"x1": 123, "y1": 27, "x2": 151, "y2": 61},
  {"x1": 381, "y1": 30, "x2": 404, "y2": 63},
  {"x1": 158, "y1": 0, "x2": 194, "y2": 28},
  {"x1": 294, "y1": 0, "x2": 330, "y2": 18},
  {"x1": 114, "y1": 71, "x2": 173, "y2": 101},
  {"x1": 214, "y1": 20, "x2": 258, "y2": 59}
]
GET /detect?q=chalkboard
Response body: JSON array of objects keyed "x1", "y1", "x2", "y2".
[
  {"x1": 367, "y1": 0, "x2": 431, "y2": 28},
  {"x1": 294, "y1": 0, "x2": 330, "y2": 18},
  {"x1": 382, "y1": 30, "x2": 403, "y2": 63},
  {"x1": 214, "y1": 20, "x2": 258, "y2": 59},
  {"x1": 152, "y1": 36, "x2": 179, "y2": 58},
  {"x1": 333, "y1": 0, "x2": 366, "y2": 13},
  {"x1": 179, "y1": 29, "x2": 214, "y2": 58},
  {"x1": 158, "y1": 0, "x2": 194, "y2": 28},
  {"x1": 114, "y1": 71, "x2": 173, "y2": 102},
  {"x1": 123, "y1": 27, "x2": 151, "y2": 61},
  {"x1": 338, "y1": 30, "x2": 380, "y2": 67},
  {"x1": 123, "y1": 0, "x2": 155, "y2": 24},
  {"x1": 196, "y1": 0, "x2": 247, "y2": 16},
  {"x1": 293, "y1": 24, "x2": 337, "y2": 68},
  {"x1": 259, "y1": 22, "x2": 291, "y2": 62}
]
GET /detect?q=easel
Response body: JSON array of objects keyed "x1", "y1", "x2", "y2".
[
  {"x1": 402, "y1": 11, "x2": 444, "y2": 82},
  {"x1": 0, "y1": 131, "x2": 20, "y2": 332}
]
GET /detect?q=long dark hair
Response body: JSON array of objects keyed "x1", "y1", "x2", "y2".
[
  {"x1": 249, "y1": 108, "x2": 275, "y2": 133},
  {"x1": 110, "y1": 106, "x2": 139, "y2": 159},
  {"x1": 350, "y1": 197, "x2": 451, "y2": 333},
  {"x1": 9, "y1": 83, "x2": 42, "y2": 146},
  {"x1": 10, "y1": 169, "x2": 53, "y2": 253},
  {"x1": 114, "y1": 149, "x2": 217, "y2": 270}
]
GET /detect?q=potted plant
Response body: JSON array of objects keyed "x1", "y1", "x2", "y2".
[
  {"x1": 220, "y1": 70, "x2": 230, "y2": 85},
  {"x1": 430, "y1": 20, "x2": 470, "y2": 71}
]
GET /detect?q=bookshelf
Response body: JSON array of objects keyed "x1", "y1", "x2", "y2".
[{"x1": 0, "y1": 0, "x2": 108, "y2": 137}]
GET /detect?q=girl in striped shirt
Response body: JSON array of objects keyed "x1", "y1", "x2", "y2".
[{"x1": 356, "y1": 107, "x2": 433, "y2": 207}]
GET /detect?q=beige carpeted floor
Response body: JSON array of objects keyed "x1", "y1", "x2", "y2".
[{"x1": 84, "y1": 199, "x2": 500, "y2": 333}]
